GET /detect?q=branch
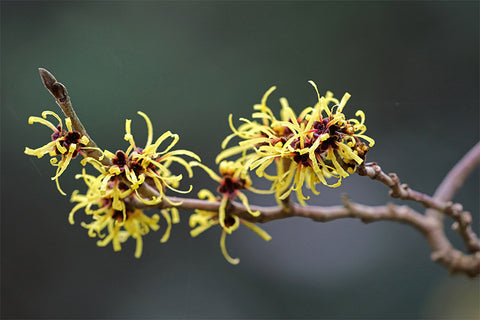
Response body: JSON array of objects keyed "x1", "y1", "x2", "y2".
[
  {"x1": 357, "y1": 162, "x2": 450, "y2": 211},
  {"x1": 133, "y1": 193, "x2": 480, "y2": 277},
  {"x1": 426, "y1": 142, "x2": 480, "y2": 219},
  {"x1": 38, "y1": 68, "x2": 109, "y2": 165},
  {"x1": 357, "y1": 162, "x2": 480, "y2": 253}
]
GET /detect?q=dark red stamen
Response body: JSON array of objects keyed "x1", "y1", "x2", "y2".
[
  {"x1": 293, "y1": 153, "x2": 310, "y2": 166},
  {"x1": 224, "y1": 216, "x2": 236, "y2": 227},
  {"x1": 112, "y1": 150, "x2": 127, "y2": 168},
  {"x1": 218, "y1": 177, "x2": 247, "y2": 197},
  {"x1": 130, "y1": 161, "x2": 143, "y2": 175},
  {"x1": 64, "y1": 131, "x2": 81, "y2": 144},
  {"x1": 111, "y1": 210, "x2": 129, "y2": 222}
]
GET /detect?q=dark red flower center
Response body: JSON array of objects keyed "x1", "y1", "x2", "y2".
[
  {"x1": 111, "y1": 210, "x2": 130, "y2": 222},
  {"x1": 224, "y1": 216, "x2": 236, "y2": 227},
  {"x1": 112, "y1": 150, "x2": 128, "y2": 168},
  {"x1": 51, "y1": 126, "x2": 86, "y2": 158},
  {"x1": 218, "y1": 176, "x2": 247, "y2": 197}
]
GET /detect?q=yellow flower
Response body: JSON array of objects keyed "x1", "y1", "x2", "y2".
[
  {"x1": 189, "y1": 189, "x2": 271, "y2": 265},
  {"x1": 191, "y1": 159, "x2": 272, "y2": 229},
  {"x1": 82, "y1": 111, "x2": 200, "y2": 205},
  {"x1": 25, "y1": 111, "x2": 90, "y2": 195},
  {"x1": 216, "y1": 86, "x2": 285, "y2": 161},
  {"x1": 218, "y1": 82, "x2": 375, "y2": 204},
  {"x1": 69, "y1": 170, "x2": 179, "y2": 258}
]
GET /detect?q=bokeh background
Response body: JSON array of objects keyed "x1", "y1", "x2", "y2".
[{"x1": 1, "y1": 1, "x2": 479, "y2": 319}]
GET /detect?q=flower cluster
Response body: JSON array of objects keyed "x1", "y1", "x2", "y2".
[
  {"x1": 83, "y1": 112, "x2": 199, "y2": 206},
  {"x1": 68, "y1": 170, "x2": 178, "y2": 258},
  {"x1": 70, "y1": 112, "x2": 198, "y2": 257},
  {"x1": 189, "y1": 161, "x2": 271, "y2": 264},
  {"x1": 26, "y1": 110, "x2": 198, "y2": 258},
  {"x1": 25, "y1": 111, "x2": 90, "y2": 195},
  {"x1": 217, "y1": 82, "x2": 375, "y2": 204},
  {"x1": 26, "y1": 81, "x2": 375, "y2": 262}
]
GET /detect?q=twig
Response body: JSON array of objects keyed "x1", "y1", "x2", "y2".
[
  {"x1": 357, "y1": 162, "x2": 448, "y2": 210},
  {"x1": 135, "y1": 193, "x2": 480, "y2": 277},
  {"x1": 135, "y1": 187, "x2": 480, "y2": 277},
  {"x1": 357, "y1": 161, "x2": 480, "y2": 254},
  {"x1": 38, "y1": 68, "x2": 109, "y2": 165},
  {"x1": 429, "y1": 141, "x2": 480, "y2": 206}
]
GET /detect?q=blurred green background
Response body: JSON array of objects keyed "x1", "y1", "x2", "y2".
[{"x1": 1, "y1": 1, "x2": 479, "y2": 319}]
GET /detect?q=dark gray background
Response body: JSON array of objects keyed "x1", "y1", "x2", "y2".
[{"x1": 1, "y1": 1, "x2": 479, "y2": 319}]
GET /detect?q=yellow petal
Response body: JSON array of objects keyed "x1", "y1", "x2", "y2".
[
  {"x1": 237, "y1": 192, "x2": 260, "y2": 217},
  {"x1": 134, "y1": 234, "x2": 143, "y2": 258},
  {"x1": 241, "y1": 220, "x2": 272, "y2": 242},
  {"x1": 218, "y1": 196, "x2": 228, "y2": 229},
  {"x1": 336, "y1": 92, "x2": 351, "y2": 113},
  {"x1": 137, "y1": 111, "x2": 153, "y2": 147},
  {"x1": 171, "y1": 207, "x2": 180, "y2": 224},
  {"x1": 190, "y1": 222, "x2": 217, "y2": 237},
  {"x1": 190, "y1": 161, "x2": 221, "y2": 182},
  {"x1": 160, "y1": 210, "x2": 172, "y2": 243},
  {"x1": 65, "y1": 117, "x2": 73, "y2": 132},
  {"x1": 79, "y1": 135, "x2": 90, "y2": 145},
  {"x1": 28, "y1": 115, "x2": 58, "y2": 131},
  {"x1": 41, "y1": 111, "x2": 63, "y2": 128},
  {"x1": 55, "y1": 139, "x2": 67, "y2": 155},
  {"x1": 220, "y1": 230, "x2": 239, "y2": 265}
]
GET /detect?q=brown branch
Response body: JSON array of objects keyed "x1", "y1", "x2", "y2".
[
  {"x1": 128, "y1": 174, "x2": 480, "y2": 277},
  {"x1": 131, "y1": 150, "x2": 480, "y2": 277},
  {"x1": 38, "y1": 68, "x2": 109, "y2": 165},
  {"x1": 429, "y1": 141, "x2": 480, "y2": 206},
  {"x1": 132, "y1": 193, "x2": 480, "y2": 277},
  {"x1": 357, "y1": 162, "x2": 447, "y2": 209},
  {"x1": 357, "y1": 161, "x2": 480, "y2": 253},
  {"x1": 423, "y1": 142, "x2": 480, "y2": 254}
]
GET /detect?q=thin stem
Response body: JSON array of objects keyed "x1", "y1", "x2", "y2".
[
  {"x1": 357, "y1": 162, "x2": 470, "y2": 218},
  {"x1": 38, "y1": 68, "x2": 110, "y2": 165},
  {"x1": 137, "y1": 193, "x2": 480, "y2": 277},
  {"x1": 357, "y1": 160, "x2": 480, "y2": 254},
  {"x1": 427, "y1": 141, "x2": 480, "y2": 219}
]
